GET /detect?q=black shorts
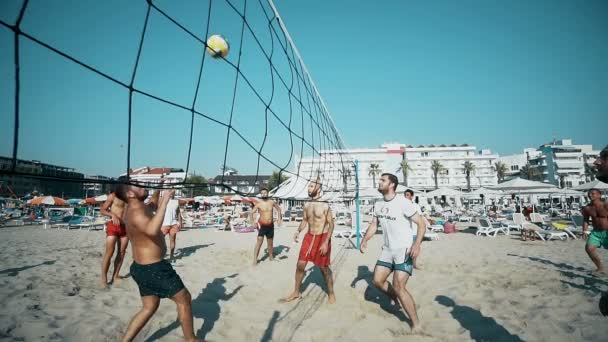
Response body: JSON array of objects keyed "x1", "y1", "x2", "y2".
[
  {"x1": 130, "y1": 259, "x2": 185, "y2": 298},
  {"x1": 258, "y1": 223, "x2": 274, "y2": 238}
]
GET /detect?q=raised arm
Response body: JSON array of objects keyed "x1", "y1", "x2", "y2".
[
  {"x1": 147, "y1": 177, "x2": 166, "y2": 211},
  {"x1": 143, "y1": 190, "x2": 174, "y2": 236},
  {"x1": 100, "y1": 193, "x2": 120, "y2": 225},
  {"x1": 360, "y1": 217, "x2": 378, "y2": 253},
  {"x1": 273, "y1": 201, "x2": 283, "y2": 226},
  {"x1": 147, "y1": 189, "x2": 162, "y2": 211}
]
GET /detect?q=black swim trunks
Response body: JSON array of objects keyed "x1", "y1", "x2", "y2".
[
  {"x1": 258, "y1": 223, "x2": 274, "y2": 238},
  {"x1": 130, "y1": 259, "x2": 185, "y2": 298}
]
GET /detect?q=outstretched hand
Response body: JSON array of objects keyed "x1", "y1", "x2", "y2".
[
  {"x1": 410, "y1": 243, "x2": 421, "y2": 258},
  {"x1": 359, "y1": 240, "x2": 367, "y2": 254}
]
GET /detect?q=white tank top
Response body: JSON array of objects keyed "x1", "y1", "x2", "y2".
[
  {"x1": 162, "y1": 199, "x2": 180, "y2": 226},
  {"x1": 374, "y1": 195, "x2": 417, "y2": 249}
]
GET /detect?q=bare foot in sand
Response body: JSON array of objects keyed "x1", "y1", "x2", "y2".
[
  {"x1": 328, "y1": 293, "x2": 336, "y2": 304},
  {"x1": 100, "y1": 278, "x2": 109, "y2": 289},
  {"x1": 112, "y1": 277, "x2": 123, "y2": 285},
  {"x1": 411, "y1": 325, "x2": 424, "y2": 335},
  {"x1": 280, "y1": 292, "x2": 302, "y2": 303}
]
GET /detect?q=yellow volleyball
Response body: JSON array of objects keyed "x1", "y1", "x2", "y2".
[{"x1": 206, "y1": 34, "x2": 229, "y2": 59}]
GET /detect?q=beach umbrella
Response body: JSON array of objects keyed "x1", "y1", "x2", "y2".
[
  {"x1": 80, "y1": 194, "x2": 108, "y2": 205},
  {"x1": 489, "y1": 178, "x2": 556, "y2": 191},
  {"x1": 29, "y1": 196, "x2": 68, "y2": 206},
  {"x1": 572, "y1": 179, "x2": 608, "y2": 191}
]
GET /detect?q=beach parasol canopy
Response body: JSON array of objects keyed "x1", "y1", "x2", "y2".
[
  {"x1": 572, "y1": 179, "x2": 608, "y2": 191},
  {"x1": 489, "y1": 178, "x2": 557, "y2": 191},
  {"x1": 29, "y1": 196, "x2": 68, "y2": 206}
]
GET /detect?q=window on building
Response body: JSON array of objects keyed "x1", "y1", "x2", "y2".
[{"x1": 511, "y1": 165, "x2": 519, "y2": 171}]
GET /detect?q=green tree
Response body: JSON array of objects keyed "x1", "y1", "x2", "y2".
[
  {"x1": 268, "y1": 171, "x2": 289, "y2": 191},
  {"x1": 397, "y1": 160, "x2": 412, "y2": 187},
  {"x1": 463, "y1": 161, "x2": 476, "y2": 191},
  {"x1": 430, "y1": 160, "x2": 444, "y2": 189},
  {"x1": 494, "y1": 161, "x2": 508, "y2": 183},
  {"x1": 583, "y1": 154, "x2": 597, "y2": 182},
  {"x1": 368, "y1": 163, "x2": 381, "y2": 188},
  {"x1": 185, "y1": 173, "x2": 211, "y2": 196}
]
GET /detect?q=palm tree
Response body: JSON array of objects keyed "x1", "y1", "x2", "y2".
[
  {"x1": 494, "y1": 161, "x2": 508, "y2": 183},
  {"x1": 430, "y1": 160, "x2": 444, "y2": 190},
  {"x1": 583, "y1": 154, "x2": 596, "y2": 182},
  {"x1": 463, "y1": 161, "x2": 476, "y2": 191},
  {"x1": 368, "y1": 163, "x2": 381, "y2": 188},
  {"x1": 397, "y1": 160, "x2": 412, "y2": 187}
]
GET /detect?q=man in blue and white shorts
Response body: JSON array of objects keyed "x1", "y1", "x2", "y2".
[{"x1": 360, "y1": 173, "x2": 426, "y2": 334}]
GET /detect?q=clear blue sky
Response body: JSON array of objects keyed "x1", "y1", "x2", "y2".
[{"x1": 1, "y1": 0, "x2": 606, "y2": 179}]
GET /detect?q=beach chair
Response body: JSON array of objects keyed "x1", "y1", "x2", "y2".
[
  {"x1": 489, "y1": 217, "x2": 518, "y2": 235},
  {"x1": 476, "y1": 218, "x2": 503, "y2": 237},
  {"x1": 523, "y1": 222, "x2": 569, "y2": 241},
  {"x1": 424, "y1": 227, "x2": 440, "y2": 241},
  {"x1": 334, "y1": 225, "x2": 367, "y2": 239},
  {"x1": 475, "y1": 217, "x2": 509, "y2": 237},
  {"x1": 429, "y1": 224, "x2": 444, "y2": 233}
]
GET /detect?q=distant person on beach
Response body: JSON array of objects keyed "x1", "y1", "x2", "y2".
[
  {"x1": 582, "y1": 188, "x2": 608, "y2": 274},
  {"x1": 360, "y1": 173, "x2": 426, "y2": 334},
  {"x1": 595, "y1": 145, "x2": 608, "y2": 183},
  {"x1": 160, "y1": 194, "x2": 182, "y2": 263},
  {"x1": 250, "y1": 188, "x2": 282, "y2": 265},
  {"x1": 404, "y1": 189, "x2": 425, "y2": 270},
  {"x1": 282, "y1": 179, "x2": 336, "y2": 304},
  {"x1": 99, "y1": 188, "x2": 129, "y2": 288},
  {"x1": 114, "y1": 179, "x2": 199, "y2": 342}
]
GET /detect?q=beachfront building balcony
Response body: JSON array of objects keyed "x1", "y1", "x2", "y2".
[
  {"x1": 538, "y1": 139, "x2": 598, "y2": 188},
  {"x1": 0, "y1": 156, "x2": 84, "y2": 198},
  {"x1": 83, "y1": 175, "x2": 112, "y2": 198},
  {"x1": 295, "y1": 143, "x2": 499, "y2": 192}
]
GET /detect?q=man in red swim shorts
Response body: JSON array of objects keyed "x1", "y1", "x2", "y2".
[
  {"x1": 100, "y1": 189, "x2": 130, "y2": 288},
  {"x1": 282, "y1": 179, "x2": 336, "y2": 304}
]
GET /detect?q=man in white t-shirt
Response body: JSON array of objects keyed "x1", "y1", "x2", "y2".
[
  {"x1": 160, "y1": 196, "x2": 182, "y2": 263},
  {"x1": 360, "y1": 173, "x2": 426, "y2": 334}
]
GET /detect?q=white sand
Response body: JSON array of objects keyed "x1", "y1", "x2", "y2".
[{"x1": 1, "y1": 222, "x2": 607, "y2": 341}]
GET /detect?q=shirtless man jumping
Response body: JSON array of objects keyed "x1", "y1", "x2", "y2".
[
  {"x1": 100, "y1": 190, "x2": 129, "y2": 288},
  {"x1": 250, "y1": 188, "x2": 282, "y2": 265},
  {"x1": 583, "y1": 188, "x2": 608, "y2": 274},
  {"x1": 114, "y1": 180, "x2": 198, "y2": 342},
  {"x1": 282, "y1": 180, "x2": 336, "y2": 304}
]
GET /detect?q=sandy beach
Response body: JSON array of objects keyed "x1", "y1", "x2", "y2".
[{"x1": 1, "y1": 222, "x2": 607, "y2": 341}]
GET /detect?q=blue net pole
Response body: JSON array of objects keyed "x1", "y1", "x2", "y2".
[{"x1": 355, "y1": 159, "x2": 361, "y2": 249}]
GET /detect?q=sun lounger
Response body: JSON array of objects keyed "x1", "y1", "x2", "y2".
[
  {"x1": 523, "y1": 222, "x2": 569, "y2": 241},
  {"x1": 476, "y1": 218, "x2": 503, "y2": 237}
]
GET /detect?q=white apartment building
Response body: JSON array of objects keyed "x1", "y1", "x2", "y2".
[
  {"x1": 404, "y1": 144, "x2": 498, "y2": 190},
  {"x1": 499, "y1": 139, "x2": 599, "y2": 188},
  {"x1": 530, "y1": 139, "x2": 599, "y2": 187},
  {"x1": 295, "y1": 143, "x2": 498, "y2": 192}
]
